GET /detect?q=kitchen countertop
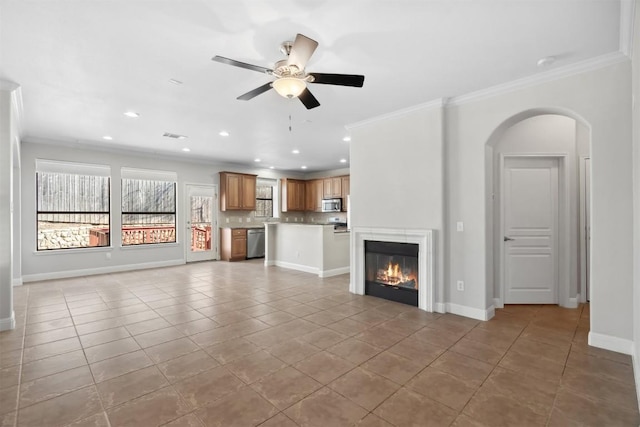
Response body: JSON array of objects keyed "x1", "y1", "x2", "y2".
[{"x1": 264, "y1": 222, "x2": 349, "y2": 233}]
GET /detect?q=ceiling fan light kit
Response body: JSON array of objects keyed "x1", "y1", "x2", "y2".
[
  {"x1": 212, "y1": 33, "x2": 365, "y2": 109},
  {"x1": 272, "y1": 77, "x2": 306, "y2": 98}
]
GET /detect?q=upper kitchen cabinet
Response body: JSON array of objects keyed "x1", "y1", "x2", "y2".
[
  {"x1": 219, "y1": 172, "x2": 257, "y2": 211},
  {"x1": 305, "y1": 179, "x2": 324, "y2": 212},
  {"x1": 282, "y1": 178, "x2": 306, "y2": 212},
  {"x1": 341, "y1": 176, "x2": 350, "y2": 211},
  {"x1": 341, "y1": 176, "x2": 350, "y2": 197},
  {"x1": 323, "y1": 177, "x2": 342, "y2": 198}
]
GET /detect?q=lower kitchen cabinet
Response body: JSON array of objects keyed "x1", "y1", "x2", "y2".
[{"x1": 220, "y1": 228, "x2": 247, "y2": 261}]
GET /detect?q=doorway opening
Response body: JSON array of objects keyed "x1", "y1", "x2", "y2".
[
  {"x1": 485, "y1": 112, "x2": 591, "y2": 309},
  {"x1": 185, "y1": 184, "x2": 218, "y2": 263}
]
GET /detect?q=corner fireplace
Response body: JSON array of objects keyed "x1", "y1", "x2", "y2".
[{"x1": 365, "y1": 240, "x2": 419, "y2": 306}]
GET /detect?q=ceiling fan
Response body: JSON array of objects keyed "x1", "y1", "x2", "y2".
[{"x1": 212, "y1": 33, "x2": 365, "y2": 110}]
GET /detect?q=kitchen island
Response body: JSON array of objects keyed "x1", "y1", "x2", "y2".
[{"x1": 264, "y1": 223, "x2": 350, "y2": 277}]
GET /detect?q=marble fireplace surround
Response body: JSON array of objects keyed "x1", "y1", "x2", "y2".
[{"x1": 350, "y1": 227, "x2": 436, "y2": 312}]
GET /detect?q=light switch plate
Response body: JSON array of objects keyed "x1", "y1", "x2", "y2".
[{"x1": 457, "y1": 221, "x2": 464, "y2": 232}]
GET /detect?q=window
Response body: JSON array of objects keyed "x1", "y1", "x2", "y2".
[
  {"x1": 36, "y1": 160, "x2": 111, "y2": 251},
  {"x1": 255, "y1": 179, "x2": 275, "y2": 218},
  {"x1": 121, "y1": 168, "x2": 177, "y2": 246}
]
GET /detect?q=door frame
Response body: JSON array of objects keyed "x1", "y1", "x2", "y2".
[
  {"x1": 497, "y1": 153, "x2": 571, "y2": 307},
  {"x1": 579, "y1": 156, "x2": 591, "y2": 303},
  {"x1": 184, "y1": 183, "x2": 219, "y2": 262}
]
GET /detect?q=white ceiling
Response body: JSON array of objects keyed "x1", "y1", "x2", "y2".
[{"x1": 0, "y1": 1, "x2": 623, "y2": 172}]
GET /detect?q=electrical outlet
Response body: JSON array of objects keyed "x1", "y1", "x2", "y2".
[
  {"x1": 457, "y1": 280, "x2": 464, "y2": 291},
  {"x1": 457, "y1": 221, "x2": 464, "y2": 232},
  {"x1": 105, "y1": 252, "x2": 111, "y2": 260},
  {"x1": 225, "y1": 218, "x2": 229, "y2": 223}
]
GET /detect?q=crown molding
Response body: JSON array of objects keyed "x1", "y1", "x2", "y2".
[
  {"x1": 619, "y1": 0, "x2": 635, "y2": 57},
  {"x1": 448, "y1": 51, "x2": 629, "y2": 107},
  {"x1": 345, "y1": 98, "x2": 446, "y2": 130}
]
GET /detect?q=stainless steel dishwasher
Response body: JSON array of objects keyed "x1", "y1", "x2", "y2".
[{"x1": 246, "y1": 228, "x2": 265, "y2": 259}]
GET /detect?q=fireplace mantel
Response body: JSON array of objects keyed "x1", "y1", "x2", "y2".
[{"x1": 350, "y1": 227, "x2": 436, "y2": 312}]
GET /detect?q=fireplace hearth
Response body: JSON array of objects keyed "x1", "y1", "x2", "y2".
[{"x1": 365, "y1": 240, "x2": 419, "y2": 306}]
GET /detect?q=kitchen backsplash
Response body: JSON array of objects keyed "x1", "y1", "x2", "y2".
[{"x1": 218, "y1": 210, "x2": 347, "y2": 228}]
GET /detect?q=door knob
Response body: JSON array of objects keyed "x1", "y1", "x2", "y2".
[{"x1": 504, "y1": 236, "x2": 514, "y2": 242}]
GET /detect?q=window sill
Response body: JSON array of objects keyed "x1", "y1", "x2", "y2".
[{"x1": 33, "y1": 246, "x2": 113, "y2": 255}]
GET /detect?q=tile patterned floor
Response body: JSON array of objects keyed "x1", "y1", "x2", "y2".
[{"x1": 1, "y1": 260, "x2": 638, "y2": 426}]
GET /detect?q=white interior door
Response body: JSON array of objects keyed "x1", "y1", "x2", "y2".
[
  {"x1": 503, "y1": 157, "x2": 559, "y2": 304},
  {"x1": 186, "y1": 184, "x2": 217, "y2": 262},
  {"x1": 585, "y1": 158, "x2": 591, "y2": 301}
]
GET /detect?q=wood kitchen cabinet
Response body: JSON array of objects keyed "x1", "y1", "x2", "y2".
[
  {"x1": 282, "y1": 178, "x2": 306, "y2": 212},
  {"x1": 322, "y1": 177, "x2": 342, "y2": 199},
  {"x1": 305, "y1": 179, "x2": 324, "y2": 212},
  {"x1": 341, "y1": 176, "x2": 350, "y2": 211},
  {"x1": 219, "y1": 172, "x2": 257, "y2": 211},
  {"x1": 220, "y1": 228, "x2": 247, "y2": 261}
]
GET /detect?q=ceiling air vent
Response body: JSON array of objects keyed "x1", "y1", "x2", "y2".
[{"x1": 163, "y1": 132, "x2": 187, "y2": 139}]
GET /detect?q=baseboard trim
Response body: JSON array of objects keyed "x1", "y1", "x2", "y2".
[
  {"x1": 566, "y1": 295, "x2": 579, "y2": 309},
  {"x1": 12, "y1": 278, "x2": 23, "y2": 286},
  {"x1": 319, "y1": 267, "x2": 350, "y2": 278},
  {"x1": 633, "y1": 347, "x2": 640, "y2": 414},
  {"x1": 446, "y1": 303, "x2": 495, "y2": 321},
  {"x1": 588, "y1": 331, "x2": 634, "y2": 355},
  {"x1": 493, "y1": 298, "x2": 504, "y2": 309},
  {"x1": 270, "y1": 261, "x2": 319, "y2": 276},
  {"x1": 0, "y1": 311, "x2": 15, "y2": 331},
  {"x1": 22, "y1": 259, "x2": 185, "y2": 283},
  {"x1": 434, "y1": 302, "x2": 447, "y2": 314}
]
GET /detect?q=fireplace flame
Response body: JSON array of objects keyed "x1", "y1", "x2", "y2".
[{"x1": 377, "y1": 261, "x2": 418, "y2": 289}]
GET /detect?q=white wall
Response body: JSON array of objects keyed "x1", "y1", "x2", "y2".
[
  {"x1": 0, "y1": 87, "x2": 17, "y2": 330},
  {"x1": 447, "y1": 61, "x2": 633, "y2": 347},
  {"x1": 490, "y1": 115, "x2": 579, "y2": 305},
  {"x1": 349, "y1": 104, "x2": 445, "y2": 305},
  {"x1": 631, "y1": 0, "x2": 640, "y2": 410},
  {"x1": 19, "y1": 141, "x2": 298, "y2": 280}
]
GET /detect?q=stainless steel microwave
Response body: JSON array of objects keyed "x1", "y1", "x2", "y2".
[{"x1": 321, "y1": 198, "x2": 342, "y2": 212}]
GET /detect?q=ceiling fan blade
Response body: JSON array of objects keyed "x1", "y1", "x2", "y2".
[
  {"x1": 298, "y1": 88, "x2": 320, "y2": 110},
  {"x1": 309, "y1": 73, "x2": 365, "y2": 87},
  {"x1": 237, "y1": 82, "x2": 273, "y2": 101},
  {"x1": 212, "y1": 56, "x2": 272, "y2": 74},
  {"x1": 287, "y1": 34, "x2": 318, "y2": 71}
]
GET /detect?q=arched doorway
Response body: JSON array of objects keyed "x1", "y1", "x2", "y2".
[{"x1": 485, "y1": 109, "x2": 591, "y2": 309}]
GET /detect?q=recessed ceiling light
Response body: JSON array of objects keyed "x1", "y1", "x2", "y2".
[
  {"x1": 124, "y1": 111, "x2": 140, "y2": 118},
  {"x1": 339, "y1": 159, "x2": 347, "y2": 163},
  {"x1": 168, "y1": 78, "x2": 183, "y2": 85},
  {"x1": 343, "y1": 136, "x2": 351, "y2": 142},
  {"x1": 182, "y1": 147, "x2": 191, "y2": 152},
  {"x1": 292, "y1": 149, "x2": 300, "y2": 154},
  {"x1": 254, "y1": 158, "x2": 261, "y2": 162},
  {"x1": 269, "y1": 166, "x2": 275, "y2": 169},
  {"x1": 102, "y1": 135, "x2": 113, "y2": 141},
  {"x1": 537, "y1": 56, "x2": 556, "y2": 67},
  {"x1": 219, "y1": 131, "x2": 229, "y2": 137},
  {"x1": 301, "y1": 166, "x2": 307, "y2": 169}
]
